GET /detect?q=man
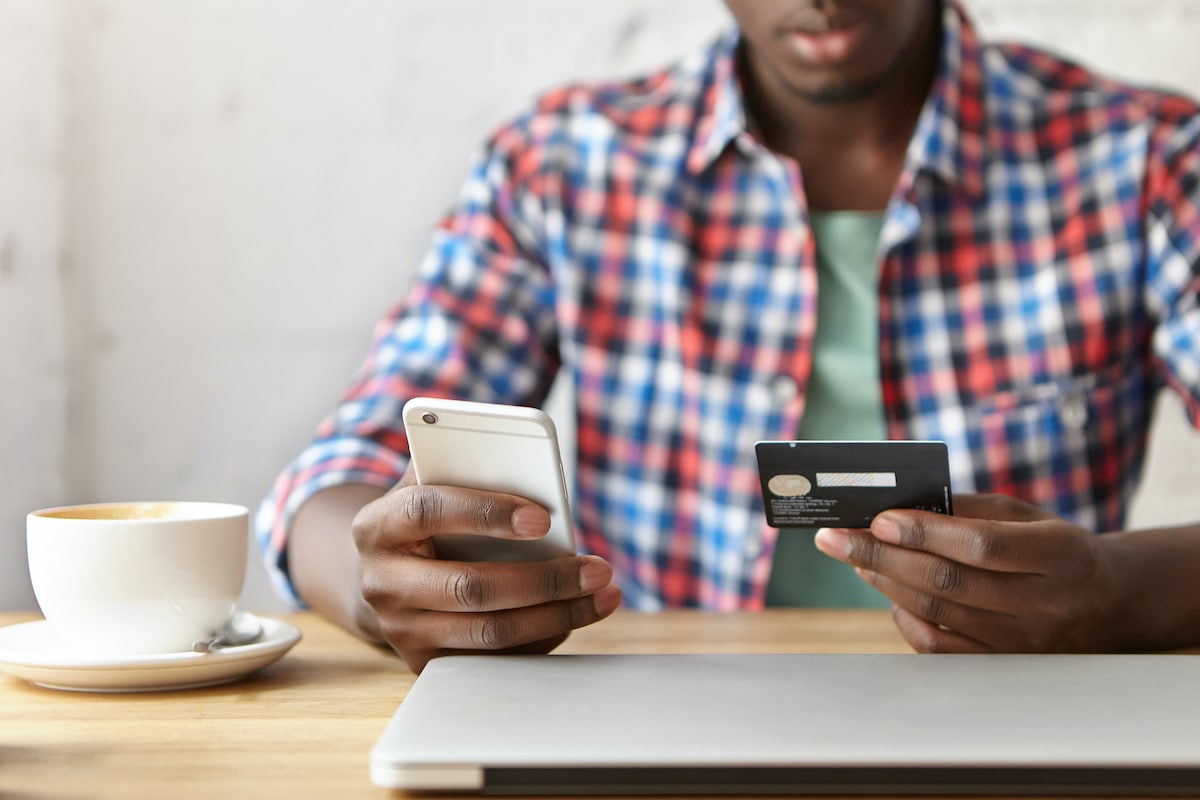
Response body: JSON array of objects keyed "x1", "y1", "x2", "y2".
[{"x1": 258, "y1": 0, "x2": 1200, "y2": 672}]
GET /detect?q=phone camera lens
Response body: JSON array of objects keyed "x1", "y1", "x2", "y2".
[{"x1": 421, "y1": 412, "x2": 438, "y2": 425}]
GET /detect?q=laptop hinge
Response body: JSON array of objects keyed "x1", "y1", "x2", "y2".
[{"x1": 483, "y1": 766, "x2": 1200, "y2": 796}]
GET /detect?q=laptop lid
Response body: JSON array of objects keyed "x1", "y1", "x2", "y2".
[{"x1": 370, "y1": 653, "x2": 1200, "y2": 795}]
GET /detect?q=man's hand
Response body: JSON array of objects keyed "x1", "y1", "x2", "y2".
[
  {"x1": 351, "y1": 470, "x2": 621, "y2": 673},
  {"x1": 814, "y1": 493, "x2": 1124, "y2": 653}
]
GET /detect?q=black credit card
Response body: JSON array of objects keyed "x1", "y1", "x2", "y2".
[{"x1": 754, "y1": 440, "x2": 953, "y2": 528}]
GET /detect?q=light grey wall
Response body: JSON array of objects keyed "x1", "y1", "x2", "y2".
[
  {"x1": 2, "y1": 0, "x2": 1199, "y2": 613},
  {"x1": 2, "y1": 2, "x2": 67, "y2": 609}
]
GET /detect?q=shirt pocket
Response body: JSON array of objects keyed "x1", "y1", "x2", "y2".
[{"x1": 965, "y1": 365, "x2": 1149, "y2": 530}]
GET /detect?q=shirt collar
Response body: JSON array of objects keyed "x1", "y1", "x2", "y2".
[
  {"x1": 905, "y1": 0, "x2": 988, "y2": 198},
  {"x1": 686, "y1": 27, "x2": 746, "y2": 175},
  {"x1": 687, "y1": 0, "x2": 989, "y2": 198}
]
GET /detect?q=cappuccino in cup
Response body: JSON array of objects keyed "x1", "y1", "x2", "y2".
[{"x1": 27, "y1": 501, "x2": 249, "y2": 657}]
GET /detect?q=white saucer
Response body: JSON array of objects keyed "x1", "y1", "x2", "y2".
[{"x1": 0, "y1": 613, "x2": 301, "y2": 693}]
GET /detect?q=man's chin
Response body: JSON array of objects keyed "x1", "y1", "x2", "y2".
[{"x1": 788, "y1": 74, "x2": 888, "y2": 104}]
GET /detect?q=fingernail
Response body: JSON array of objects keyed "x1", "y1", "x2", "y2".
[
  {"x1": 814, "y1": 527, "x2": 851, "y2": 560},
  {"x1": 511, "y1": 505, "x2": 551, "y2": 538},
  {"x1": 872, "y1": 513, "x2": 901, "y2": 544},
  {"x1": 591, "y1": 584, "x2": 622, "y2": 616},
  {"x1": 579, "y1": 557, "x2": 612, "y2": 593}
]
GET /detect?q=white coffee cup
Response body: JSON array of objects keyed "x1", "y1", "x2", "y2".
[{"x1": 27, "y1": 501, "x2": 249, "y2": 657}]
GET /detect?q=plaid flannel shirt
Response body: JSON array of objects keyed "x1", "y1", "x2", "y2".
[{"x1": 258, "y1": 1, "x2": 1200, "y2": 610}]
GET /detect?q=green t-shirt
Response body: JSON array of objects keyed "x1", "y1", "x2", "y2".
[{"x1": 765, "y1": 210, "x2": 891, "y2": 608}]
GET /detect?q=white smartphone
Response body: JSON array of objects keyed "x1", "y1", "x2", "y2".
[{"x1": 400, "y1": 397, "x2": 576, "y2": 562}]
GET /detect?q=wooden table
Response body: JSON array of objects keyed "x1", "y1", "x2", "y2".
[
  {"x1": 0, "y1": 609, "x2": 908, "y2": 799},
  {"x1": 0, "y1": 609, "x2": 1172, "y2": 800}
]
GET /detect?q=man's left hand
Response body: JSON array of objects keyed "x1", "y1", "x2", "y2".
[{"x1": 814, "y1": 493, "x2": 1122, "y2": 653}]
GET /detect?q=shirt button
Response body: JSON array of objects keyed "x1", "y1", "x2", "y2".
[
  {"x1": 770, "y1": 375, "x2": 798, "y2": 405},
  {"x1": 1059, "y1": 393, "x2": 1089, "y2": 429},
  {"x1": 744, "y1": 537, "x2": 762, "y2": 558}
]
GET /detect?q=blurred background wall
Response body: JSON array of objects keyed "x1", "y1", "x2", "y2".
[{"x1": 3, "y1": 0, "x2": 1199, "y2": 613}]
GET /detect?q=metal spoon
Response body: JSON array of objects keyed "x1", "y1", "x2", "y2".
[{"x1": 192, "y1": 611, "x2": 264, "y2": 653}]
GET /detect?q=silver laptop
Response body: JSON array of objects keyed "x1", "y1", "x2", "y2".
[{"x1": 370, "y1": 653, "x2": 1200, "y2": 795}]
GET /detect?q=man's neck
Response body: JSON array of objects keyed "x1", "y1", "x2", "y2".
[{"x1": 737, "y1": 9, "x2": 940, "y2": 211}]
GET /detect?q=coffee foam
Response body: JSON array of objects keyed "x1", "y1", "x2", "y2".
[{"x1": 39, "y1": 502, "x2": 196, "y2": 521}]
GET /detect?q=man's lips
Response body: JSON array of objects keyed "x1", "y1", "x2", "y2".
[
  {"x1": 785, "y1": 20, "x2": 867, "y2": 64},
  {"x1": 779, "y1": 3, "x2": 869, "y2": 65}
]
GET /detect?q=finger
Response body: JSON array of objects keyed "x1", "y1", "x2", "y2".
[
  {"x1": 951, "y1": 493, "x2": 1058, "y2": 523},
  {"x1": 362, "y1": 554, "x2": 615, "y2": 613},
  {"x1": 816, "y1": 527, "x2": 1028, "y2": 613},
  {"x1": 890, "y1": 605, "x2": 993, "y2": 654},
  {"x1": 856, "y1": 567, "x2": 1021, "y2": 641},
  {"x1": 386, "y1": 585, "x2": 622, "y2": 656},
  {"x1": 434, "y1": 632, "x2": 574, "y2": 663},
  {"x1": 403, "y1": 632, "x2": 570, "y2": 674},
  {"x1": 354, "y1": 483, "x2": 551, "y2": 549},
  {"x1": 868, "y1": 510, "x2": 1072, "y2": 574}
]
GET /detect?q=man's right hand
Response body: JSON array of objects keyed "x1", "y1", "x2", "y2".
[{"x1": 350, "y1": 470, "x2": 622, "y2": 673}]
